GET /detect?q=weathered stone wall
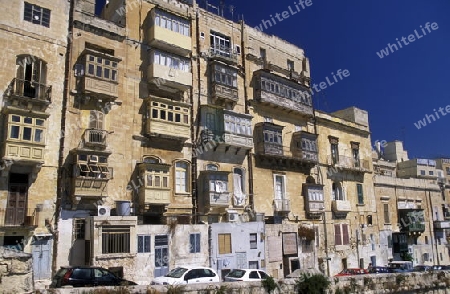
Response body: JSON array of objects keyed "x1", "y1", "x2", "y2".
[
  {"x1": 0, "y1": 248, "x2": 33, "y2": 294},
  {"x1": 35, "y1": 271, "x2": 450, "y2": 294}
]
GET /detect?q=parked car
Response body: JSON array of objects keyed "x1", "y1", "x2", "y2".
[
  {"x1": 368, "y1": 266, "x2": 392, "y2": 274},
  {"x1": 335, "y1": 268, "x2": 368, "y2": 276},
  {"x1": 413, "y1": 265, "x2": 432, "y2": 272},
  {"x1": 150, "y1": 266, "x2": 220, "y2": 285},
  {"x1": 430, "y1": 265, "x2": 450, "y2": 271},
  {"x1": 387, "y1": 261, "x2": 413, "y2": 273},
  {"x1": 50, "y1": 266, "x2": 137, "y2": 288},
  {"x1": 224, "y1": 269, "x2": 270, "y2": 282}
]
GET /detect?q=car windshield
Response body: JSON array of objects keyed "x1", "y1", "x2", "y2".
[
  {"x1": 165, "y1": 267, "x2": 188, "y2": 278},
  {"x1": 227, "y1": 269, "x2": 246, "y2": 278}
]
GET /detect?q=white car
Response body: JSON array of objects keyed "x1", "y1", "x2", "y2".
[
  {"x1": 151, "y1": 266, "x2": 220, "y2": 285},
  {"x1": 224, "y1": 269, "x2": 270, "y2": 282}
]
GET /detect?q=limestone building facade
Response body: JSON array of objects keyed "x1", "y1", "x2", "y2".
[{"x1": 0, "y1": 0, "x2": 69, "y2": 282}]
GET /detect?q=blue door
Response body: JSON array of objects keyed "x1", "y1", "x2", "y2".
[
  {"x1": 154, "y1": 235, "x2": 169, "y2": 277},
  {"x1": 32, "y1": 237, "x2": 52, "y2": 280}
]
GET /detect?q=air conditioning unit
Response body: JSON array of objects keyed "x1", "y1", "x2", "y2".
[
  {"x1": 227, "y1": 210, "x2": 239, "y2": 222},
  {"x1": 89, "y1": 155, "x2": 99, "y2": 163},
  {"x1": 97, "y1": 205, "x2": 111, "y2": 216}
]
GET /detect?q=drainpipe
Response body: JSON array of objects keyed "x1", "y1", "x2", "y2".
[
  {"x1": 323, "y1": 211, "x2": 330, "y2": 277},
  {"x1": 240, "y1": 20, "x2": 253, "y2": 210},
  {"x1": 427, "y1": 189, "x2": 439, "y2": 265},
  {"x1": 53, "y1": 0, "x2": 74, "y2": 275},
  {"x1": 191, "y1": 8, "x2": 201, "y2": 224}
]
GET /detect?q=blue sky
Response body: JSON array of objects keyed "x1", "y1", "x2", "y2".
[{"x1": 96, "y1": 1, "x2": 450, "y2": 159}]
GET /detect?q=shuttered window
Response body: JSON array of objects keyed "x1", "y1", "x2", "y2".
[
  {"x1": 334, "y1": 224, "x2": 342, "y2": 246},
  {"x1": 342, "y1": 224, "x2": 349, "y2": 245},
  {"x1": 218, "y1": 233, "x2": 231, "y2": 254},
  {"x1": 384, "y1": 204, "x2": 390, "y2": 224},
  {"x1": 357, "y1": 184, "x2": 364, "y2": 205},
  {"x1": 334, "y1": 224, "x2": 349, "y2": 246}
]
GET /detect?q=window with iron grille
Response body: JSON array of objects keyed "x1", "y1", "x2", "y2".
[
  {"x1": 24, "y1": 2, "x2": 51, "y2": 27},
  {"x1": 102, "y1": 226, "x2": 130, "y2": 254},
  {"x1": 73, "y1": 219, "x2": 85, "y2": 240}
]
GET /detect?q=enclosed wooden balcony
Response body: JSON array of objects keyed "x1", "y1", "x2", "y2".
[
  {"x1": 253, "y1": 70, "x2": 313, "y2": 117},
  {"x1": 291, "y1": 131, "x2": 318, "y2": 163},
  {"x1": 147, "y1": 63, "x2": 192, "y2": 91},
  {"x1": 145, "y1": 97, "x2": 191, "y2": 142},
  {"x1": 200, "y1": 106, "x2": 253, "y2": 152},
  {"x1": 148, "y1": 24, "x2": 191, "y2": 56},
  {"x1": 399, "y1": 209, "x2": 425, "y2": 234},
  {"x1": 199, "y1": 171, "x2": 231, "y2": 209},
  {"x1": 148, "y1": 8, "x2": 191, "y2": 56},
  {"x1": 138, "y1": 162, "x2": 172, "y2": 206},
  {"x1": 303, "y1": 183, "x2": 324, "y2": 216}
]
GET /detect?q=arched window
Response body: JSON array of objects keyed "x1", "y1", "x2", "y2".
[
  {"x1": 233, "y1": 167, "x2": 246, "y2": 206},
  {"x1": 143, "y1": 156, "x2": 161, "y2": 164},
  {"x1": 206, "y1": 163, "x2": 219, "y2": 171},
  {"x1": 175, "y1": 161, "x2": 190, "y2": 193},
  {"x1": 332, "y1": 182, "x2": 344, "y2": 201}
]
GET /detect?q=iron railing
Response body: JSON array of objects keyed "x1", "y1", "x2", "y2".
[
  {"x1": 8, "y1": 78, "x2": 52, "y2": 102},
  {"x1": 0, "y1": 207, "x2": 39, "y2": 227}
]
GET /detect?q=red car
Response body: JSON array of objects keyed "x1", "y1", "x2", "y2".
[{"x1": 335, "y1": 268, "x2": 368, "y2": 276}]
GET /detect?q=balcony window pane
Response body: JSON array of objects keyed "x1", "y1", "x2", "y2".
[
  {"x1": 97, "y1": 57, "x2": 102, "y2": 64},
  {"x1": 88, "y1": 64, "x2": 94, "y2": 75},
  {"x1": 155, "y1": 176, "x2": 160, "y2": 187},
  {"x1": 24, "y1": 117, "x2": 32, "y2": 124},
  {"x1": 10, "y1": 126, "x2": 20, "y2": 139},
  {"x1": 160, "y1": 110, "x2": 166, "y2": 120},
  {"x1": 146, "y1": 174, "x2": 153, "y2": 186},
  {"x1": 151, "y1": 109, "x2": 158, "y2": 119},
  {"x1": 36, "y1": 119, "x2": 44, "y2": 126},
  {"x1": 104, "y1": 68, "x2": 110, "y2": 79},
  {"x1": 34, "y1": 129, "x2": 44, "y2": 143},
  {"x1": 183, "y1": 115, "x2": 188, "y2": 124},
  {"x1": 96, "y1": 66, "x2": 102, "y2": 77},
  {"x1": 163, "y1": 177, "x2": 168, "y2": 188},
  {"x1": 23, "y1": 127, "x2": 32, "y2": 141},
  {"x1": 11, "y1": 115, "x2": 20, "y2": 122},
  {"x1": 175, "y1": 113, "x2": 181, "y2": 123}
]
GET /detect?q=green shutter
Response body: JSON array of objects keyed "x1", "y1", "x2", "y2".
[{"x1": 357, "y1": 184, "x2": 364, "y2": 205}]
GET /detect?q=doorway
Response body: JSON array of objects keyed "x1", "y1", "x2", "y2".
[{"x1": 5, "y1": 174, "x2": 28, "y2": 226}]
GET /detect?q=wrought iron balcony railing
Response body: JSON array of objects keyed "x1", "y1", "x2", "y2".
[{"x1": 8, "y1": 78, "x2": 52, "y2": 102}]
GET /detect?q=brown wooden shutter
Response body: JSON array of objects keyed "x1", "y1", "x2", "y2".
[
  {"x1": 342, "y1": 224, "x2": 350, "y2": 245},
  {"x1": 334, "y1": 224, "x2": 342, "y2": 246},
  {"x1": 384, "y1": 204, "x2": 390, "y2": 224}
]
